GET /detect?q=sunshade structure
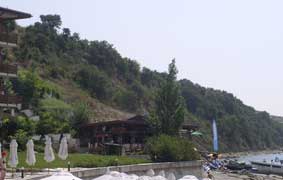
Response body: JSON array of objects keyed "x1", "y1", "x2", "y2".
[
  {"x1": 26, "y1": 139, "x2": 36, "y2": 166},
  {"x1": 93, "y1": 171, "x2": 139, "y2": 180},
  {"x1": 44, "y1": 136, "x2": 55, "y2": 163},
  {"x1": 191, "y1": 131, "x2": 203, "y2": 136},
  {"x1": 58, "y1": 136, "x2": 68, "y2": 160},
  {"x1": 41, "y1": 171, "x2": 82, "y2": 180},
  {"x1": 8, "y1": 139, "x2": 18, "y2": 168}
]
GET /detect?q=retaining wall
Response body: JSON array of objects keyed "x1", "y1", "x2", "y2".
[{"x1": 28, "y1": 160, "x2": 203, "y2": 180}]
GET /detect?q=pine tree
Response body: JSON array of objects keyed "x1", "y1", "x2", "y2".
[{"x1": 150, "y1": 59, "x2": 185, "y2": 135}]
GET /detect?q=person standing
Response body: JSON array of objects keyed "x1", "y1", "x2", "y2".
[{"x1": 0, "y1": 159, "x2": 5, "y2": 180}]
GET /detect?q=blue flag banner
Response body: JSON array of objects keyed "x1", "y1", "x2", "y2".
[{"x1": 212, "y1": 119, "x2": 218, "y2": 152}]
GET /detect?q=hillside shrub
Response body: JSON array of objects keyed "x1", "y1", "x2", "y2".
[
  {"x1": 74, "y1": 66, "x2": 113, "y2": 101},
  {"x1": 145, "y1": 134, "x2": 200, "y2": 162}
]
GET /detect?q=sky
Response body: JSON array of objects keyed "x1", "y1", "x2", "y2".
[{"x1": 2, "y1": 0, "x2": 283, "y2": 116}]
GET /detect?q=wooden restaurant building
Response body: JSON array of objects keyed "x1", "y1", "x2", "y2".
[{"x1": 80, "y1": 115, "x2": 199, "y2": 155}]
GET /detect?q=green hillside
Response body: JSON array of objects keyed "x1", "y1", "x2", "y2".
[{"x1": 3, "y1": 14, "x2": 283, "y2": 152}]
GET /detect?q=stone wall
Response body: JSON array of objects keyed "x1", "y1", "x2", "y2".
[
  {"x1": 27, "y1": 161, "x2": 203, "y2": 180},
  {"x1": 73, "y1": 161, "x2": 203, "y2": 180}
]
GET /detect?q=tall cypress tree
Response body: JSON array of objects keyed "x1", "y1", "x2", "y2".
[{"x1": 150, "y1": 59, "x2": 185, "y2": 135}]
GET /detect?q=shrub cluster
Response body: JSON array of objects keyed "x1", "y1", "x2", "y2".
[{"x1": 145, "y1": 134, "x2": 200, "y2": 162}]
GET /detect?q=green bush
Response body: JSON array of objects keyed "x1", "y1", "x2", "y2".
[
  {"x1": 74, "y1": 65, "x2": 113, "y2": 101},
  {"x1": 15, "y1": 70, "x2": 60, "y2": 104},
  {"x1": 10, "y1": 129, "x2": 29, "y2": 151},
  {"x1": 34, "y1": 141, "x2": 45, "y2": 153},
  {"x1": 145, "y1": 134, "x2": 200, "y2": 162}
]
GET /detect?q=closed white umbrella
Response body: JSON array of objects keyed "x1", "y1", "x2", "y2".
[
  {"x1": 26, "y1": 139, "x2": 36, "y2": 166},
  {"x1": 58, "y1": 136, "x2": 68, "y2": 160},
  {"x1": 158, "y1": 170, "x2": 165, "y2": 177},
  {"x1": 41, "y1": 171, "x2": 82, "y2": 180},
  {"x1": 44, "y1": 136, "x2": 55, "y2": 163},
  {"x1": 167, "y1": 173, "x2": 176, "y2": 180},
  {"x1": 106, "y1": 167, "x2": 111, "y2": 174},
  {"x1": 8, "y1": 139, "x2": 18, "y2": 168}
]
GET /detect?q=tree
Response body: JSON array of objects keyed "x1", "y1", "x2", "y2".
[
  {"x1": 62, "y1": 28, "x2": 71, "y2": 38},
  {"x1": 36, "y1": 112, "x2": 59, "y2": 135},
  {"x1": 40, "y1": 15, "x2": 62, "y2": 30},
  {"x1": 71, "y1": 102, "x2": 91, "y2": 137},
  {"x1": 75, "y1": 66, "x2": 113, "y2": 100},
  {"x1": 148, "y1": 59, "x2": 185, "y2": 135}
]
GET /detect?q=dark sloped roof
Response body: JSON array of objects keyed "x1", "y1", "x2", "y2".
[
  {"x1": 0, "y1": 7, "x2": 31, "y2": 20},
  {"x1": 84, "y1": 115, "x2": 147, "y2": 128}
]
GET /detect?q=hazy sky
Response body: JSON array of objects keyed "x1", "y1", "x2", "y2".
[{"x1": 2, "y1": 0, "x2": 283, "y2": 116}]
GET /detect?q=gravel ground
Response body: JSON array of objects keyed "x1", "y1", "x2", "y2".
[{"x1": 212, "y1": 171, "x2": 283, "y2": 180}]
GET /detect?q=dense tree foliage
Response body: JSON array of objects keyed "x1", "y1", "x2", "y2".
[
  {"x1": 148, "y1": 60, "x2": 185, "y2": 135},
  {"x1": 0, "y1": 116, "x2": 36, "y2": 150},
  {"x1": 5, "y1": 14, "x2": 283, "y2": 152},
  {"x1": 71, "y1": 102, "x2": 91, "y2": 137},
  {"x1": 180, "y1": 79, "x2": 283, "y2": 151}
]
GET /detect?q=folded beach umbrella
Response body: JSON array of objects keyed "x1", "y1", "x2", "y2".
[
  {"x1": 44, "y1": 136, "x2": 55, "y2": 163},
  {"x1": 41, "y1": 171, "x2": 82, "y2": 180},
  {"x1": 26, "y1": 139, "x2": 36, "y2": 166},
  {"x1": 167, "y1": 173, "x2": 176, "y2": 180},
  {"x1": 58, "y1": 136, "x2": 68, "y2": 160},
  {"x1": 106, "y1": 167, "x2": 111, "y2": 174},
  {"x1": 158, "y1": 170, "x2": 165, "y2": 177},
  {"x1": 8, "y1": 139, "x2": 18, "y2": 168}
]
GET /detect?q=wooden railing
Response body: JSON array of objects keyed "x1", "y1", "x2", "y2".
[
  {"x1": 0, "y1": 95, "x2": 22, "y2": 104},
  {"x1": 0, "y1": 64, "x2": 17, "y2": 74},
  {"x1": 0, "y1": 32, "x2": 17, "y2": 44}
]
